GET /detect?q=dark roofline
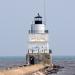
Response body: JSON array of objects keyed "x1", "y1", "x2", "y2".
[{"x1": 34, "y1": 13, "x2": 42, "y2": 18}]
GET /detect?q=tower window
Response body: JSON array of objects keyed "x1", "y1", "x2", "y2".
[{"x1": 34, "y1": 13, "x2": 42, "y2": 24}]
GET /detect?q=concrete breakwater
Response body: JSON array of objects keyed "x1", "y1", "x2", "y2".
[
  {"x1": 0, "y1": 64, "x2": 47, "y2": 75},
  {"x1": 30, "y1": 64, "x2": 64, "y2": 75},
  {"x1": 0, "y1": 64, "x2": 63, "y2": 75}
]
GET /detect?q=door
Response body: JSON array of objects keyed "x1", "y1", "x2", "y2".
[{"x1": 29, "y1": 56, "x2": 35, "y2": 65}]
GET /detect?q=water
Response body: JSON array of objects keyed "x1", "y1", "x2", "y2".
[
  {"x1": 0, "y1": 56, "x2": 75, "y2": 75},
  {"x1": 0, "y1": 56, "x2": 26, "y2": 69},
  {"x1": 52, "y1": 56, "x2": 75, "y2": 75}
]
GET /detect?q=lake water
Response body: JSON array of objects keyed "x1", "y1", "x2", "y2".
[
  {"x1": 0, "y1": 56, "x2": 75, "y2": 75},
  {"x1": 0, "y1": 56, "x2": 26, "y2": 69},
  {"x1": 52, "y1": 56, "x2": 75, "y2": 75}
]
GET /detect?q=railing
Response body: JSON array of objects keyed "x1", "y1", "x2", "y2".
[
  {"x1": 29, "y1": 30, "x2": 48, "y2": 34},
  {"x1": 28, "y1": 49, "x2": 51, "y2": 54}
]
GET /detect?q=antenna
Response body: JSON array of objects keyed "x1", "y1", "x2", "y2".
[{"x1": 44, "y1": 0, "x2": 46, "y2": 25}]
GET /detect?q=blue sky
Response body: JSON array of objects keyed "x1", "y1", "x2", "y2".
[{"x1": 0, "y1": 0, "x2": 75, "y2": 56}]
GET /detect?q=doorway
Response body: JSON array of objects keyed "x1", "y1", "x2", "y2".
[{"x1": 29, "y1": 56, "x2": 35, "y2": 65}]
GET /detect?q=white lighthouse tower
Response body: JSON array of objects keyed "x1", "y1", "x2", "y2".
[{"x1": 26, "y1": 13, "x2": 52, "y2": 65}]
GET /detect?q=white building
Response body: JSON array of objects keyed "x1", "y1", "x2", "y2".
[{"x1": 26, "y1": 13, "x2": 52, "y2": 65}]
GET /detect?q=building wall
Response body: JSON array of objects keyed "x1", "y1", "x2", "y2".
[
  {"x1": 28, "y1": 33, "x2": 49, "y2": 54},
  {"x1": 31, "y1": 24, "x2": 45, "y2": 33},
  {"x1": 26, "y1": 53, "x2": 52, "y2": 65}
]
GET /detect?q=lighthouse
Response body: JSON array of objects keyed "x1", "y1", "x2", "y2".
[{"x1": 26, "y1": 13, "x2": 52, "y2": 65}]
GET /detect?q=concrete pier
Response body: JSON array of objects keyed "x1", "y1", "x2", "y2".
[{"x1": 0, "y1": 64, "x2": 50, "y2": 75}]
